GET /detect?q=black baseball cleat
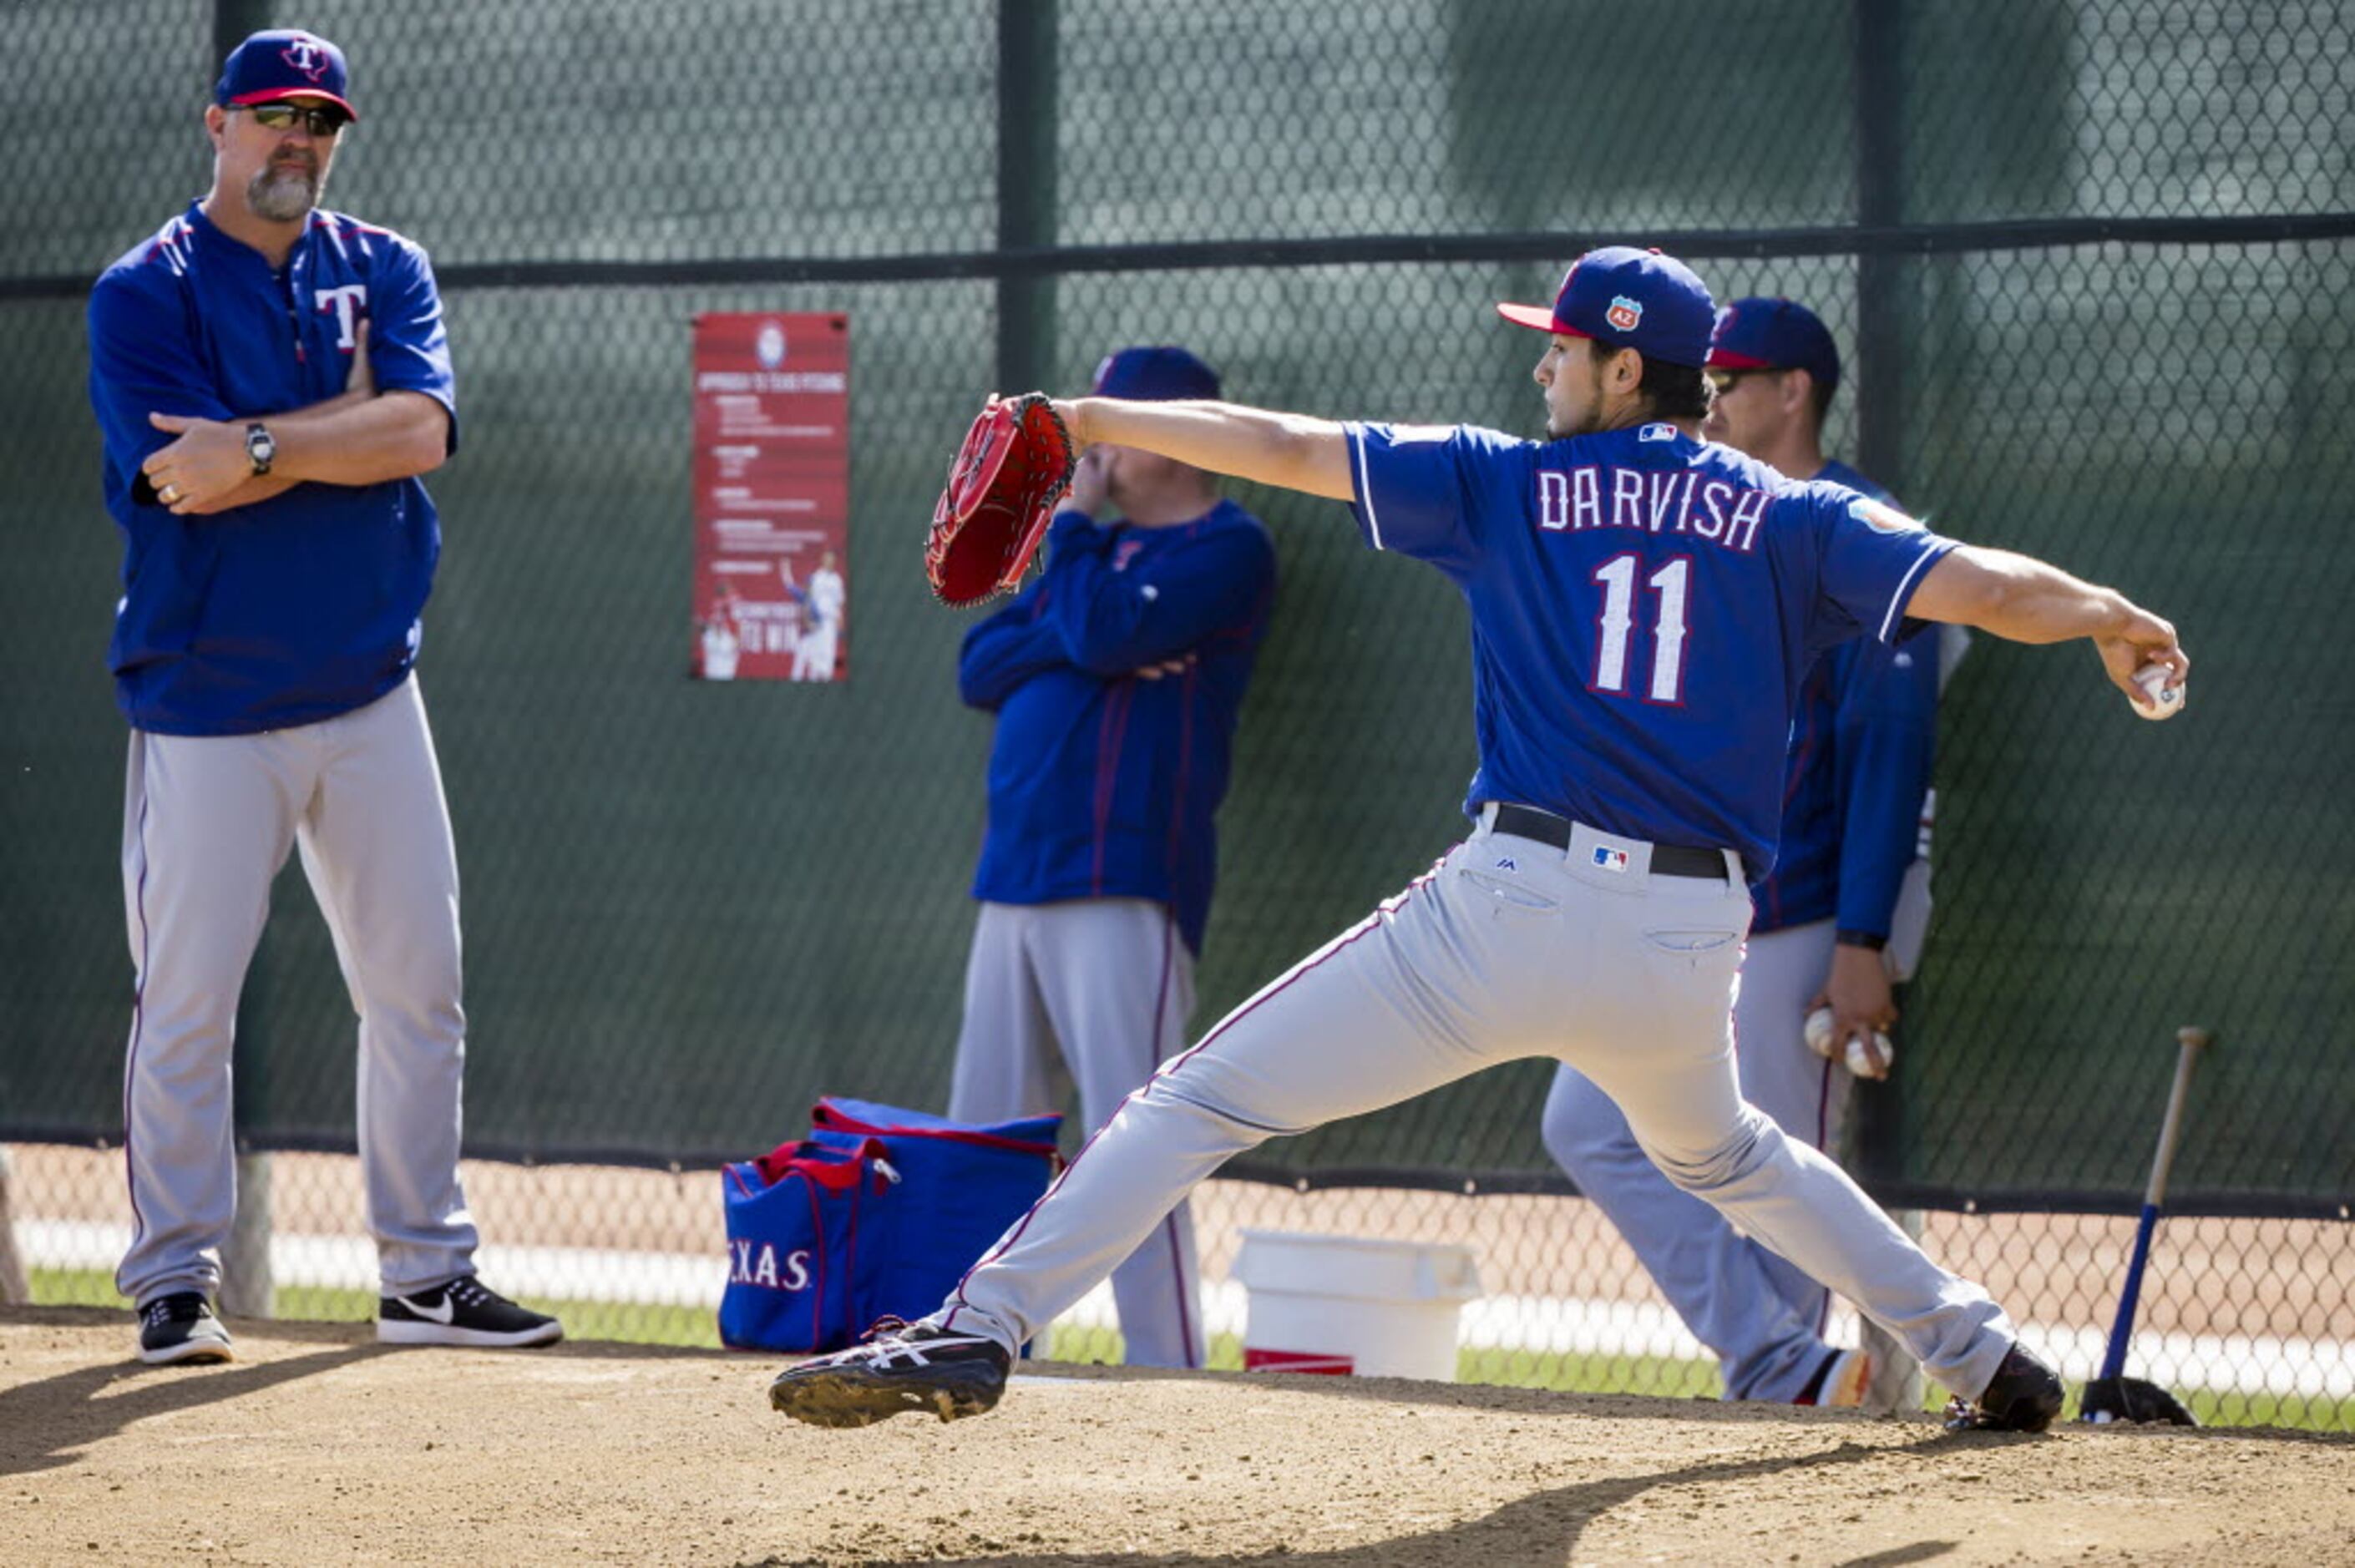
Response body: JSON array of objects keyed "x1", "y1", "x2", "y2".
[
  {"x1": 1943, "y1": 1342, "x2": 2065, "y2": 1433},
  {"x1": 137, "y1": 1291, "x2": 234, "y2": 1366},
  {"x1": 377, "y1": 1275, "x2": 564, "y2": 1348},
  {"x1": 767, "y1": 1318, "x2": 1011, "y2": 1428}
]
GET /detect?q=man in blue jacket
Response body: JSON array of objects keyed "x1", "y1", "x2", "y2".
[
  {"x1": 949, "y1": 346, "x2": 1278, "y2": 1368},
  {"x1": 87, "y1": 29, "x2": 560, "y2": 1365},
  {"x1": 1542, "y1": 297, "x2": 1947, "y2": 1407}
]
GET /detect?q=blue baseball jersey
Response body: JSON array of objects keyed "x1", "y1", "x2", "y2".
[
  {"x1": 1344, "y1": 422, "x2": 1953, "y2": 879},
  {"x1": 87, "y1": 200, "x2": 459, "y2": 736},
  {"x1": 959, "y1": 502, "x2": 1277, "y2": 956},
  {"x1": 1751, "y1": 460, "x2": 1943, "y2": 938}
]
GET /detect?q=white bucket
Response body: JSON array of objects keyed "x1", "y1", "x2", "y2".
[{"x1": 1233, "y1": 1228, "x2": 1481, "y2": 1382}]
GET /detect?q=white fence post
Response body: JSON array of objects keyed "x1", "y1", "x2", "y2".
[
  {"x1": 0, "y1": 1147, "x2": 30, "y2": 1304},
  {"x1": 220, "y1": 1148, "x2": 275, "y2": 1320},
  {"x1": 1861, "y1": 1206, "x2": 1927, "y2": 1414}
]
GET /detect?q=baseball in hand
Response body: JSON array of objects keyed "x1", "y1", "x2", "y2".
[
  {"x1": 1805, "y1": 1006, "x2": 1895, "y2": 1081},
  {"x1": 2127, "y1": 661, "x2": 2185, "y2": 721}
]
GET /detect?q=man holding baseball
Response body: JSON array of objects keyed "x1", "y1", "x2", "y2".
[
  {"x1": 768, "y1": 246, "x2": 2185, "y2": 1433},
  {"x1": 87, "y1": 29, "x2": 560, "y2": 1364},
  {"x1": 1542, "y1": 296, "x2": 1947, "y2": 1408}
]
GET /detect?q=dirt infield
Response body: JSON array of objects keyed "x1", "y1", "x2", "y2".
[{"x1": 7, "y1": 1308, "x2": 2351, "y2": 1566}]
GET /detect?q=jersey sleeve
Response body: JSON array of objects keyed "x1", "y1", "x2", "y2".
[
  {"x1": 367, "y1": 236, "x2": 459, "y2": 454},
  {"x1": 86, "y1": 269, "x2": 236, "y2": 499},
  {"x1": 1343, "y1": 422, "x2": 1525, "y2": 578},
  {"x1": 1831, "y1": 628, "x2": 1942, "y2": 938},
  {"x1": 1801, "y1": 483, "x2": 1957, "y2": 654},
  {"x1": 1039, "y1": 509, "x2": 1275, "y2": 675},
  {"x1": 957, "y1": 579, "x2": 1067, "y2": 711}
]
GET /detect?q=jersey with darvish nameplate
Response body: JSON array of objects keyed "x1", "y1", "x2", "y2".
[{"x1": 1344, "y1": 422, "x2": 1953, "y2": 881}]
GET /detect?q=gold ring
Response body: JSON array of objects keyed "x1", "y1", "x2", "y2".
[{"x1": 159, "y1": 483, "x2": 179, "y2": 503}]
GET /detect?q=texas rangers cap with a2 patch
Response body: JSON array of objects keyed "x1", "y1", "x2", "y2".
[
  {"x1": 1091, "y1": 346, "x2": 1223, "y2": 402},
  {"x1": 1496, "y1": 246, "x2": 1716, "y2": 368},
  {"x1": 1708, "y1": 297, "x2": 1841, "y2": 398},
  {"x1": 215, "y1": 29, "x2": 358, "y2": 123}
]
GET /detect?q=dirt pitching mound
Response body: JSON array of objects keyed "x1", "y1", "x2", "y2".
[{"x1": 4, "y1": 1307, "x2": 2348, "y2": 1565}]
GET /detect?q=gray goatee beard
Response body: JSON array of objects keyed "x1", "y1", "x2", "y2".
[{"x1": 246, "y1": 164, "x2": 322, "y2": 223}]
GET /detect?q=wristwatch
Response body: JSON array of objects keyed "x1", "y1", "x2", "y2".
[{"x1": 245, "y1": 422, "x2": 276, "y2": 476}]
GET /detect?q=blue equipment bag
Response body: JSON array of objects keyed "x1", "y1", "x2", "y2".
[
  {"x1": 717, "y1": 1135, "x2": 898, "y2": 1354},
  {"x1": 808, "y1": 1097, "x2": 1061, "y2": 1328}
]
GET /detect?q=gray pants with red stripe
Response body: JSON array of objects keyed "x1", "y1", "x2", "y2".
[
  {"x1": 1544, "y1": 918, "x2": 1851, "y2": 1400},
  {"x1": 937, "y1": 812, "x2": 2016, "y2": 1404},
  {"x1": 947, "y1": 898, "x2": 1205, "y2": 1369},
  {"x1": 115, "y1": 676, "x2": 479, "y2": 1308}
]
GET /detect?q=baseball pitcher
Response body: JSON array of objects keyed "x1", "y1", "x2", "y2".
[{"x1": 767, "y1": 247, "x2": 2185, "y2": 1434}]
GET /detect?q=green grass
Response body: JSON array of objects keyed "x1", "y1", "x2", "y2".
[
  {"x1": 30, "y1": 1268, "x2": 2351, "y2": 1430},
  {"x1": 30, "y1": 1267, "x2": 725, "y2": 1349}
]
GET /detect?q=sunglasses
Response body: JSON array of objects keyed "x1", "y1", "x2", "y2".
[
  {"x1": 236, "y1": 102, "x2": 349, "y2": 137},
  {"x1": 1704, "y1": 367, "x2": 1782, "y2": 395}
]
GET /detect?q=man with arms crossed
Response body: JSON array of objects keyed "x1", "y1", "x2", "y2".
[
  {"x1": 948, "y1": 346, "x2": 1277, "y2": 1368},
  {"x1": 767, "y1": 248, "x2": 2185, "y2": 1432},
  {"x1": 1544, "y1": 296, "x2": 1946, "y2": 1407},
  {"x1": 89, "y1": 29, "x2": 560, "y2": 1364}
]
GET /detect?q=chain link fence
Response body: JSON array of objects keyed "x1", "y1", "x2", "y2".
[{"x1": 3, "y1": 0, "x2": 2349, "y2": 1426}]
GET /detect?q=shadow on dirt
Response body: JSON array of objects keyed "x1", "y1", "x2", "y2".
[
  {"x1": 0, "y1": 1304, "x2": 730, "y2": 1478},
  {"x1": 740, "y1": 1432, "x2": 1952, "y2": 1567},
  {"x1": 0, "y1": 1340, "x2": 400, "y2": 1478}
]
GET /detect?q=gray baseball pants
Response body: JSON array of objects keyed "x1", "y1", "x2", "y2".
[
  {"x1": 1545, "y1": 917, "x2": 1852, "y2": 1400},
  {"x1": 938, "y1": 808, "x2": 2015, "y2": 1402},
  {"x1": 115, "y1": 675, "x2": 479, "y2": 1307},
  {"x1": 948, "y1": 898, "x2": 1205, "y2": 1369}
]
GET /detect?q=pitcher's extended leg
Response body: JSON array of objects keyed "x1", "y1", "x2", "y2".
[{"x1": 938, "y1": 870, "x2": 1486, "y2": 1356}]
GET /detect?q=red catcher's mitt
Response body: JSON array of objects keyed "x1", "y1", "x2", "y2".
[{"x1": 926, "y1": 393, "x2": 1077, "y2": 606}]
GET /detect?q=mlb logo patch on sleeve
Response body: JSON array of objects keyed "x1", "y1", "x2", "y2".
[{"x1": 1849, "y1": 496, "x2": 1920, "y2": 534}]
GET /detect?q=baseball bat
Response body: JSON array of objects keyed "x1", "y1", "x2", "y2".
[{"x1": 2081, "y1": 1024, "x2": 2213, "y2": 1424}]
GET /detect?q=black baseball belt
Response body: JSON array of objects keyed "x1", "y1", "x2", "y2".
[{"x1": 1488, "y1": 804, "x2": 1730, "y2": 881}]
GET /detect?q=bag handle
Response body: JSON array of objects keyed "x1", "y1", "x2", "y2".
[{"x1": 749, "y1": 1136, "x2": 894, "y2": 1191}]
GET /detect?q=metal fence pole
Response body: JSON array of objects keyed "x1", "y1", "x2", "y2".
[
  {"x1": 215, "y1": 0, "x2": 274, "y2": 66},
  {"x1": 996, "y1": 0, "x2": 1059, "y2": 393},
  {"x1": 1852, "y1": 0, "x2": 1906, "y2": 488}
]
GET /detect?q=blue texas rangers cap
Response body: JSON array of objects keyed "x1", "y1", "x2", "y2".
[
  {"x1": 1091, "y1": 346, "x2": 1223, "y2": 402},
  {"x1": 215, "y1": 29, "x2": 358, "y2": 123},
  {"x1": 1709, "y1": 297, "x2": 1841, "y2": 398},
  {"x1": 1496, "y1": 246, "x2": 1716, "y2": 368}
]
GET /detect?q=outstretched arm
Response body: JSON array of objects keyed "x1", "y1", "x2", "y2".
[
  {"x1": 1907, "y1": 544, "x2": 2187, "y2": 704},
  {"x1": 1050, "y1": 397, "x2": 1356, "y2": 503}
]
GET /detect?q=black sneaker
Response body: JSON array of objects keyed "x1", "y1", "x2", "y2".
[
  {"x1": 377, "y1": 1276, "x2": 564, "y2": 1348},
  {"x1": 138, "y1": 1292, "x2": 234, "y2": 1366},
  {"x1": 1943, "y1": 1342, "x2": 2065, "y2": 1433},
  {"x1": 767, "y1": 1318, "x2": 1010, "y2": 1428}
]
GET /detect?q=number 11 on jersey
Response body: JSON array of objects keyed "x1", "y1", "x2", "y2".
[{"x1": 1591, "y1": 553, "x2": 1690, "y2": 702}]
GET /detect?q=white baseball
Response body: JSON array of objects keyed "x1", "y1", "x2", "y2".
[
  {"x1": 2128, "y1": 661, "x2": 2185, "y2": 721},
  {"x1": 1806, "y1": 1006, "x2": 1893, "y2": 1080},
  {"x1": 1846, "y1": 1032, "x2": 1894, "y2": 1081}
]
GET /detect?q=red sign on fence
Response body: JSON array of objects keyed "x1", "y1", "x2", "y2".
[{"x1": 690, "y1": 312, "x2": 851, "y2": 682}]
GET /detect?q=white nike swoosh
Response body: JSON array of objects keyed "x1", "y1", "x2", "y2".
[{"x1": 396, "y1": 1293, "x2": 456, "y2": 1326}]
